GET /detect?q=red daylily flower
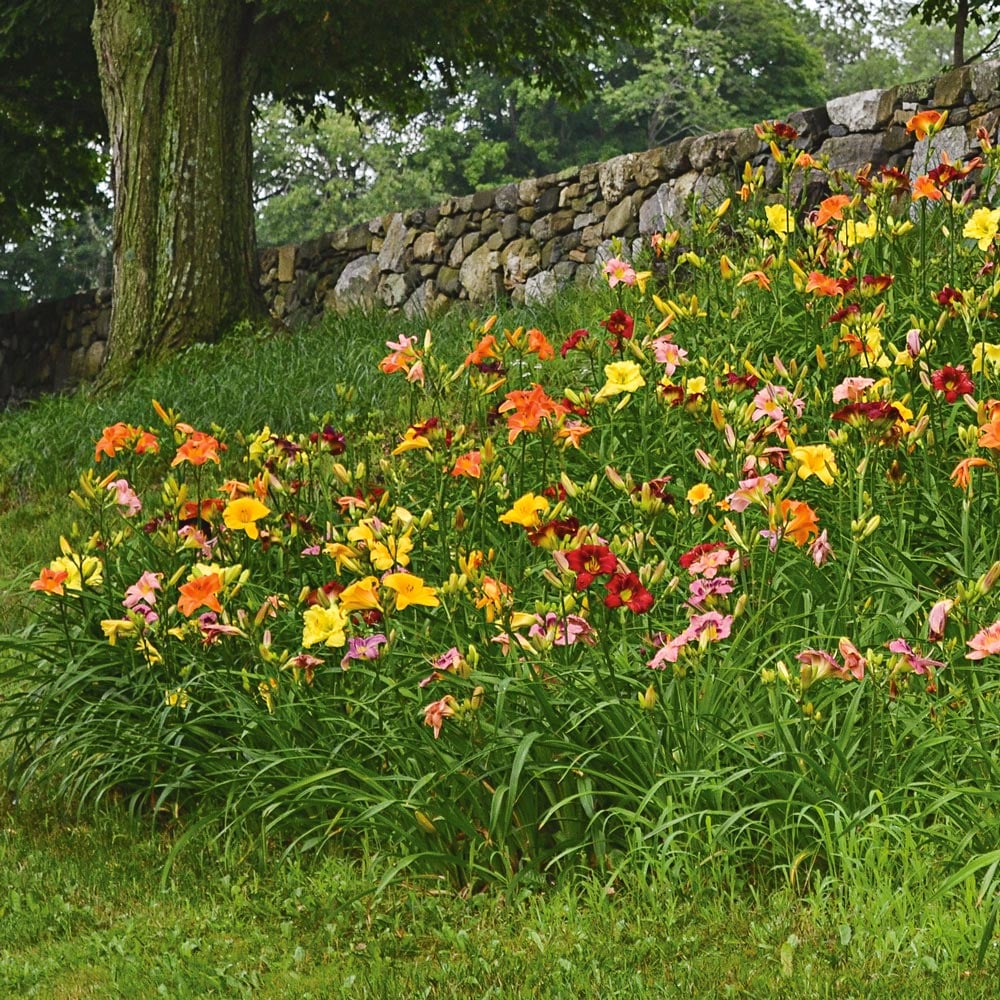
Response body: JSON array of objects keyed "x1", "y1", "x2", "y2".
[
  {"x1": 560, "y1": 328, "x2": 590, "y2": 357},
  {"x1": 831, "y1": 401, "x2": 899, "y2": 427},
  {"x1": 603, "y1": 571, "x2": 654, "y2": 613},
  {"x1": 527, "y1": 517, "x2": 580, "y2": 548},
  {"x1": 600, "y1": 310, "x2": 634, "y2": 350},
  {"x1": 930, "y1": 365, "x2": 974, "y2": 403},
  {"x1": 562, "y1": 544, "x2": 618, "y2": 590}
]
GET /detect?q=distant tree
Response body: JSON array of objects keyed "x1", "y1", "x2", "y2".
[
  {"x1": 605, "y1": 0, "x2": 825, "y2": 143},
  {"x1": 0, "y1": 201, "x2": 112, "y2": 312},
  {"x1": 0, "y1": 4, "x2": 105, "y2": 243},
  {"x1": 253, "y1": 102, "x2": 441, "y2": 247},
  {"x1": 909, "y1": 0, "x2": 1000, "y2": 66}
]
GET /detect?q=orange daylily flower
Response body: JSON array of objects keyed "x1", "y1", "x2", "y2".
[
  {"x1": 979, "y1": 414, "x2": 1000, "y2": 450},
  {"x1": 464, "y1": 334, "x2": 502, "y2": 367},
  {"x1": 815, "y1": 194, "x2": 850, "y2": 226},
  {"x1": 738, "y1": 270, "x2": 771, "y2": 290},
  {"x1": 950, "y1": 456, "x2": 992, "y2": 489},
  {"x1": 526, "y1": 328, "x2": 555, "y2": 361},
  {"x1": 555, "y1": 420, "x2": 592, "y2": 449},
  {"x1": 95, "y1": 422, "x2": 136, "y2": 462},
  {"x1": 30, "y1": 566, "x2": 69, "y2": 595},
  {"x1": 177, "y1": 572, "x2": 224, "y2": 616},
  {"x1": 474, "y1": 575, "x2": 512, "y2": 623},
  {"x1": 777, "y1": 498, "x2": 819, "y2": 546},
  {"x1": 379, "y1": 335, "x2": 419, "y2": 375},
  {"x1": 497, "y1": 383, "x2": 565, "y2": 443},
  {"x1": 181, "y1": 497, "x2": 226, "y2": 522},
  {"x1": 450, "y1": 450, "x2": 483, "y2": 478},
  {"x1": 912, "y1": 174, "x2": 943, "y2": 201},
  {"x1": 171, "y1": 431, "x2": 223, "y2": 467},
  {"x1": 805, "y1": 271, "x2": 848, "y2": 297},
  {"x1": 906, "y1": 109, "x2": 946, "y2": 141}
]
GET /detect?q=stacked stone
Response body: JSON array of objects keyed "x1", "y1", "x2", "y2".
[
  {"x1": 0, "y1": 289, "x2": 109, "y2": 405},
  {"x1": 5, "y1": 61, "x2": 1000, "y2": 403}
]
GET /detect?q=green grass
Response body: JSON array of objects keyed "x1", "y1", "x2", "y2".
[{"x1": 1, "y1": 798, "x2": 996, "y2": 998}]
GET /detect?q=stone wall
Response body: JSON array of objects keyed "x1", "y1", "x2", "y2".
[{"x1": 5, "y1": 59, "x2": 1000, "y2": 404}]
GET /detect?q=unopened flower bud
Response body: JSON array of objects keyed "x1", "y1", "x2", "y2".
[
  {"x1": 414, "y1": 810, "x2": 437, "y2": 834},
  {"x1": 979, "y1": 560, "x2": 1000, "y2": 595},
  {"x1": 638, "y1": 684, "x2": 658, "y2": 710},
  {"x1": 605, "y1": 466, "x2": 627, "y2": 490}
]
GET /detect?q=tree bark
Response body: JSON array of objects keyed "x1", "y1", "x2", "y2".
[
  {"x1": 954, "y1": 0, "x2": 968, "y2": 67},
  {"x1": 92, "y1": 0, "x2": 266, "y2": 385}
]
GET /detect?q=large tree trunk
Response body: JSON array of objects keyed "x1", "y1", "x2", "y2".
[{"x1": 92, "y1": 0, "x2": 266, "y2": 385}]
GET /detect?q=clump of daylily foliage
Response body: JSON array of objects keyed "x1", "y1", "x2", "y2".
[{"x1": 5, "y1": 110, "x2": 1000, "y2": 882}]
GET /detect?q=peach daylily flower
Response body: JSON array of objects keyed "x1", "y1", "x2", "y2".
[
  {"x1": 423, "y1": 695, "x2": 458, "y2": 738},
  {"x1": 967, "y1": 620, "x2": 1000, "y2": 660}
]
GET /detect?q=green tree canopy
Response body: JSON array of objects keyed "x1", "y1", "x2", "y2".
[
  {"x1": 0, "y1": 3, "x2": 105, "y2": 243},
  {"x1": 2, "y1": 0, "x2": 691, "y2": 383}
]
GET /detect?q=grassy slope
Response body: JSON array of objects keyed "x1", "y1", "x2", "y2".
[{"x1": 1, "y1": 298, "x2": 997, "y2": 996}]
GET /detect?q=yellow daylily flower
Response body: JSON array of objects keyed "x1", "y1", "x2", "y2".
[
  {"x1": 594, "y1": 361, "x2": 646, "y2": 402},
  {"x1": 384, "y1": 572, "x2": 440, "y2": 610},
  {"x1": 223, "y1": 497, "x2": 271, "y2": 539},
  {"x1": 302, "y1": 603, "x2": 348, "y2": 648},
  {"x1": 338, "y1": 576, "x2": 383, "y2": 612},
  {"x1": 790, "y1": 444, "x2": 839, "y2": 486},
  {"x1": 498, "y1": 492, "x2": 550, "y2": 528}
]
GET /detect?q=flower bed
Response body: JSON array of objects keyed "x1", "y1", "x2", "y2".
[{"x1": 5, "y1": 114, "x2": 1000, "y2": 882}]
